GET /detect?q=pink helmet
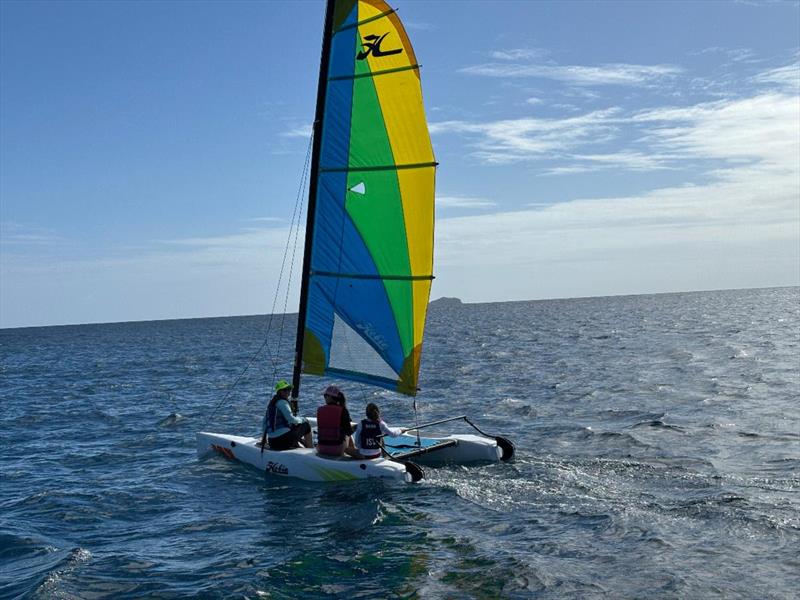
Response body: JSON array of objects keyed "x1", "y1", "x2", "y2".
[{"x1": 324, "y1": 384, "x2": 342, "y2": 398}]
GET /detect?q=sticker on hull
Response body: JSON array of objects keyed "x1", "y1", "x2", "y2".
[{"x1": 266, "y1": 461, "x2": 289, "y2": 475}]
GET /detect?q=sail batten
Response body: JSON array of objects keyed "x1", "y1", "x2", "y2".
[
  {"x1": 300, "y1": 0, "x2": 435, "y2": 397},
  {"x1": 334, "y1": 8, "x2": 396, "y2": 33},
  {"x1": 329, "y1": 64, "x2": 419, "y2": 81},
  {"x1": 312, "y1": 271, "x2": 434, "y2": 281},
  {"x1": 320, "y1": 162, "x2": 437, "y2": 173}
]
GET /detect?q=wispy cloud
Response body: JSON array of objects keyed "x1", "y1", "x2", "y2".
[
  {"x1": 0, "y1": 222, "x2": 63, "y2": 246},
  {"x1": 1, "y1": 222, "x2": 307, "y2": 326},
  {"x1": 281, "y1": 124, "x2": 312, "y2": 138},
  {"x1": 246, "y1": 216, "x2": 284, "y2": 223},
  {"x1": 404, "y1": 21, "x2": 436, "y2": 32},
  {"x1": 490, "y1": 48, "x2": 548, "y2": 61},
  {"x1": 461, "y1": 61, "x2": 683, "y2": 86},
  {"x1": 433, "y1": 60, "x2": 800, "y2": 174},
  {"x1": 692, "y1": 46, "x2": 760, "y2": 64},
  {"x1": 431, "y1": 108, "x2": 621, "y2": 164},
  {"x1": 752, "y1": 62, "x2": 800, "y2": 92},
  {"x1": 437, "y1": 195, "x2": 497, "y2": 209},
  {"x1": 545, "y1": 151, "x2": 676, "y2": 174},
  {"x1": 435, "y1": 134, "x2": 799, "y2": 299},
  {"x1": 633, "y1": 93, "x2": 799, "y2": 167},
  {"x1": 434, "y1": 72, "x2": 799, "y2": 296}
]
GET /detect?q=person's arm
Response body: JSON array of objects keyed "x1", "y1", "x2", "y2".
[
  {"x1": 341, "y1": 407, "x2": 354, "y2": 436},
  {"x1": 353, "y1": 421, "x2": 363, "y2": 448},
  {"x1": 278, "y1": 399, "x2": 305, "y2": 426},
  {"x1": 380, "y1": 420, "x2": 403, "y2": 437}
]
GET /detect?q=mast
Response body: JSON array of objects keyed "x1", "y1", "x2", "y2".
[{"x1": 292, "y1": 0, "x2": 337, "y2": 400}]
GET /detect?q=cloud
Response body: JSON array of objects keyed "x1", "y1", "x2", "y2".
[
  {"x1": 436, "y1": 195, "x2": 497, "y2": 209},
  {"x1": 404, "y1": 21, "x2": 436, "y2": 32},
  {"x1": 434, "y1": 153, "x2": 799, "y2": 300},
  {"x1": 490, "y1": 48, "x2": 549, "y2": 61},
  {"x1": 544, "y1": 151, "x2": 675, "y2": 174},
  {"x1": 433, "y1": 57, "x2": 800, "y2": 172},
  {"x1": 245, "y1": 216, "x2": 282, "y2": 222},
  {"x1": 0, "y1": 222, "x2": 63, "y2": 246},
  {"x1": 633, "y1": 93, "x2": 799, "y2": 167},
  {"x1": 430, "y1": 108, "x2": 622, "y2": 165},
  {"x1": 1, "y1": 223, "x2": 306, "y2": 327},
  {"x1": 460, "y1": 61, "x2": 683, "y2": 86},
  {"x1": 752, "y1": 62, "x2": 800, "y2": 92},
  {"x1": 431, "y1": 82, "x2": 799, "y2": 300},
  {"x1": 692, "y1": 46, "x2": 759, "y2": 63},
  {"x1": 281, "y1": 124, "x2": 312, "y2": 138}
]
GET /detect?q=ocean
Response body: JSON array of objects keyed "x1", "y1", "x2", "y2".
[{"x1": 1, "y1": 287, "x2": 798, "y2": 599}]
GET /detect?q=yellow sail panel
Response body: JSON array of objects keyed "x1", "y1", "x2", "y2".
[
  {"x1": 358, "y1": 0, "x2": 418, "y2": 72},
  {"x1": 356, "y1": 0, "x2": 436, "y2": 362},
  {"x1": 304, "y1": 0, "x2": 435, "y2": 396},
  {"x1": 397, "y1": 167, "x2": 435, "y2": 346}
]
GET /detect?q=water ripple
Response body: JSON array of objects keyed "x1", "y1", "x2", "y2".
[{"x1": 1, "y1": 287, "x2": 798, "y2": 598}]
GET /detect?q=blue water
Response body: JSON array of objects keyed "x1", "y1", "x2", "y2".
[{"x1": 1, "y1": 287, "x2": 798, "y2": 599}]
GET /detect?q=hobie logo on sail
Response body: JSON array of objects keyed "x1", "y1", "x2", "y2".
[{"x1": 357, "y1": 33, "x2": 402, "y2": 60}]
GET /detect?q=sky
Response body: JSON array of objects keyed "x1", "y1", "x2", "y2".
[{"x1": 1, "y1": 0, "x2": 798, "y2": 328}]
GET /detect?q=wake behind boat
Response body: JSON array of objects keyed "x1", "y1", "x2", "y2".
[{"x1": 197, "y1": 0, "x2": 514, "y2": 483}]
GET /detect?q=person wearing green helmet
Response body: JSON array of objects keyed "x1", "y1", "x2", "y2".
[{"x1": 260, "y1": 379, "x2": 312, "y2": 451}]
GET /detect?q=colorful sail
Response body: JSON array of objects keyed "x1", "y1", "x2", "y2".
[{"x1": 300, "y1": 0, "x2": 436, "y2": 396}]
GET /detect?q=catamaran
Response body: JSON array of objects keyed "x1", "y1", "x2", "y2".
[{"x1": 197, "y1": 0, "x2": 513, "y2": 483}]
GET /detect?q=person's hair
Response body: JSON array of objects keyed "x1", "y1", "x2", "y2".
[
  {"x1": 366, "y1": 402, "x2": 380, "y2": 421},
  {"x1": 337, "y1": 392, "x2": 347, "y2": 407}
]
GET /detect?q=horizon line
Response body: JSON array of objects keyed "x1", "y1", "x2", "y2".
[{"x1": 1, "y1": 284, "x2": 797, "y2": 332}]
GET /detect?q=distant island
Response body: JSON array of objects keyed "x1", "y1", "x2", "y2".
[{"x1": 429, "y1": 296, "x2": 463, "y2": 307}]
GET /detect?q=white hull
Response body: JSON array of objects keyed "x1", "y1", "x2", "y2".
[
  {"x1": 304, "y1": 417, "x2": 505, "y2": 465},
  {"x1": 391, "y1": 432, "x2": 503, "y2": 465},
  {"x1": 196, "y1": 432, "x2": 412, "y2": 483}
]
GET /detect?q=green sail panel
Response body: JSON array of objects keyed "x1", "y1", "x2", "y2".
[{"x1": 301, "y1": 0, "x2": 436, "y2": 396}]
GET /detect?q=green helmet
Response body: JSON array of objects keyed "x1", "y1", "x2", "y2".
[{"x1": 274, "y1": 380, "x2": 292, "y2": 392}]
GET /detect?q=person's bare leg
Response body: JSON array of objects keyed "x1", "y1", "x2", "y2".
[{"x1": 343, "y1": 436, "x2": 362, "y2": 458}]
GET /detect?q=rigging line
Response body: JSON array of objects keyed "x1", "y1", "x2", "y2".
[
  {"x1": 413, "y1": 397, "x2": 421, "y2": 448},
  {"x1": 271, "y1": 133, "x2": 314, "y2": 380},
  {"x1": 202, "y1": 335, "x2": 273, "y2": 429},
  {"x1": 267, "y1": 133, "x2": 313, "y2": 375},
  {"x1": 268, "y1": 135, "x2": 313, "y2": 372},
  {"x1": 272, "y1": 176, "x2": 307, "y2": 379},
  {"x1": 202, "y1": 134, "x2": 314, "y2": 429}
]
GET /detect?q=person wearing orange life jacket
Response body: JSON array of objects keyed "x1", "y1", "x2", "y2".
[
  {"x1": 315, "y1": 385, "x2": 359, "y2": 458},
  {"x1": 353, "y1": 403, "x2": 404, "y2": 459}
]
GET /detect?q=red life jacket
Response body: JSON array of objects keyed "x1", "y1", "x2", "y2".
[{"x1": 316, "y1": 404, "x2": 344, "y2": 445}]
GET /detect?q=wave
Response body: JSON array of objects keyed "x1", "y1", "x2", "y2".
[{"x1": 0, "y1": 530, "x2": 86, "y2": 600}]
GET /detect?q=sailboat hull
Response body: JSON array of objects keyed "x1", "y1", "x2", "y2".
[
  {"x1": 302, "y1": 417, "x2": 504, "y2": 465},
  {"x1": 386, "y1": 432, "x2": 504, "y2": 465},
  {"x1": 196, "y1": 432, "x2": 412, "y2": 483}
]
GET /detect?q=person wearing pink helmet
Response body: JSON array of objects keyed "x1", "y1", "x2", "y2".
[{"x1": 315, "y1": 384, "x2": 359, "y2": 458}]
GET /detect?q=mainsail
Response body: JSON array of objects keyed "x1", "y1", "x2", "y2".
[{"x1": 295, "y1": 0, "x2": 436, "y2": 396}]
